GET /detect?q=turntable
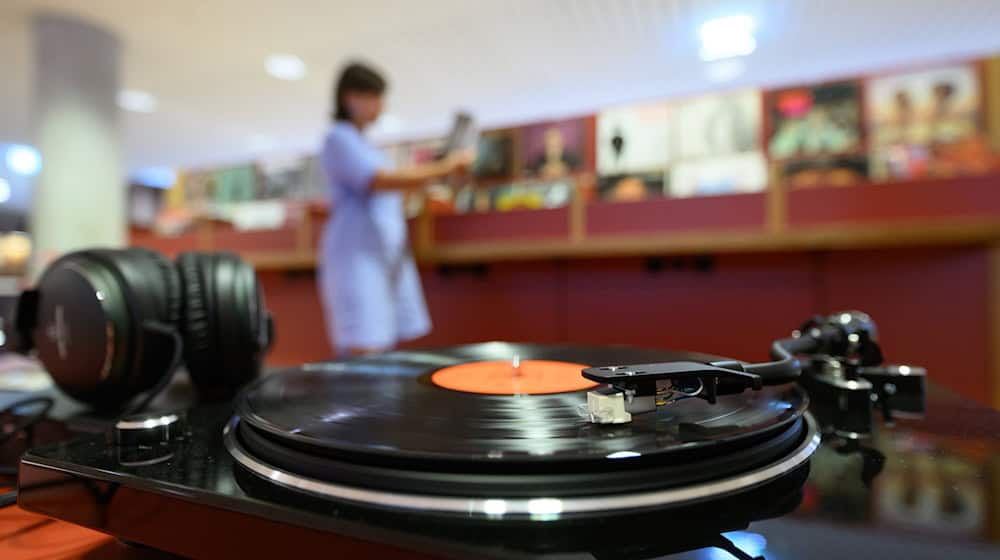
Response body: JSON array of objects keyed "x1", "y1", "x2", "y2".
[{"x1": 14, "y1": 312, "x2": 1000, "y2": 559}]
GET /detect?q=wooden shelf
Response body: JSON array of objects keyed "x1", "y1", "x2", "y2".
[
  {"x1": 420, "y1": 219, "x2": 1000, "y2": 263},
  {"x1": 238, "y1": 218, "x2": 1000, "y2": 269}
]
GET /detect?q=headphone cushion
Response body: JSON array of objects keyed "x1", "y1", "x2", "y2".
[
  {"x1": 143, "y1": 249, "x2": 182, "y2": 327},
  {"x1": 177, "y1": 252, "x2": 213, "y2": 369},
  {"x1": 178, "y1": 251, "x2": 266, "y2": 399}
]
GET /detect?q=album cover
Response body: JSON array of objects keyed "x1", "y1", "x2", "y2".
[
  {"x1": 258, "y1": 157, "x2": 307, "y2": 200},
  {"x1": 669, "y1": 152, "x2": 768, "y2": 198},
  {"x1": 780, "y1": 155, "x2": 869, "y2": 189},
  {"x1": 597, "y1": 172, "x2": 668, "y2": 202},
  {"x1": 474, "y1": 130, "x2": 516, "y2": 179},
  {"x1": 488, "y1": 179, "x2": 575, "y2": 212},
  {"x1": 768, "y1": 81, "x2": 868, "y2": 188},
  {"x1": 521, "y1": 118, "x2": 587, "y2": 179},
  {"x1": 672, "y1": 89, "x2": 761, "y2": 160},
  {"x1": 667, "y1": 90, "x2": 766, "y2": 196},
  {"x1": 180, "y1": 170, "x2": 215, "y2": 208},
  {"x1": 597, "y1": 102, "x2": 672, "y2": 175},
  {"x1": 212, "y1": 165, "x2": 257, "y2": 203},
  {"x1": 866, "y1": 63, "x2": 989, "y2": 179},
  {"x1": 299, "y1": 155, "x2": 328, "y2": 201}
]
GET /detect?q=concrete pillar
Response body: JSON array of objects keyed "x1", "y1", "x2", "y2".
[{"x1": 30, "y1": 13, "x2": 124, "y2": 278}]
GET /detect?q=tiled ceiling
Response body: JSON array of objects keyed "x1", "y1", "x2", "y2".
[{"x1": 1, "y1": 0, "x2": 999, "y2": 171}]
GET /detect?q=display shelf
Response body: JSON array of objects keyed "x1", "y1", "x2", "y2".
[
  {"x1": 586, "y1": 192, "x2": 766, "y2": 236},
  {"x1": 130, "y1": 173, "x2": 1000, "y2": 268},
  {"x1": 420, "y1": 219, "x2": 1000, "y2": 264},
  {"x1": 129, "y1": 226, "x2": 203, "y2": 257},
  {"x1": 788, "y1": 173, "x2": 1000, "y2": 227},
  {"x1": 434, "y1": 207, "x2": 571, "y2": 244}
]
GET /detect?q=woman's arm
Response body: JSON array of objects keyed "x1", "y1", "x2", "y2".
[{"x1": 369, "y1": 152, "x2": 472, "y2": 192}]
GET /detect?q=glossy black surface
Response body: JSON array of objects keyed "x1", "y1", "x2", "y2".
[{"x1": 16, "y1": 350, "x2": 1000, "y2": 560}]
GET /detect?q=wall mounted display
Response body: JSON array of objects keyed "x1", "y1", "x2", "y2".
[
  {"x1": 768, "y1": 81, "x2": 868, "y2": 188},
  {"x1": 521, "y1": 118, "x2": 588, "y2": 179},
  {"x1": 866, "y1": 63, "x2": 989, "y2": 179}
]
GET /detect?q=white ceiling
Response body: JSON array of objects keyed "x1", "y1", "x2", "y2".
[{"x1": 2, "y1": 0, "x2": 1000, "y2": 173}]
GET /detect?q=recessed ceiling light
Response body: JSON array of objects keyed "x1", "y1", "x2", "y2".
[
  {"x1": 699, "y1": 15, "x2": 756, "y2": 61},
  {"x1": 0, "y1": 178, "x2": 11, "y2": 204},
  {"x1": 117, "y1": 89, "x2": 158, "y2": 113},
  {"x1": 266, "y1": 54, "x2": 307, "y2": 81},
  {"x1": 4, "y1": 144, "x2": 42, "y2": 177}
]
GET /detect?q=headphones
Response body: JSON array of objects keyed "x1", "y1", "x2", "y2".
[{"x1": 11, "y1": 248, "x2": 273, "y2": 410}]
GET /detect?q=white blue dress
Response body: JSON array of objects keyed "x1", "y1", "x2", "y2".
[{"x1": 318, "y1": 122, "x2": 431, "y2": 354}]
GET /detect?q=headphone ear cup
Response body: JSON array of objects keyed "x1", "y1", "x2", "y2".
[
  {"x1": 33, "y1": 249, "x2": 178, "y2": 409},
  {"x1": 178, "y1": 251, "x2": 267, "y2": 400}
]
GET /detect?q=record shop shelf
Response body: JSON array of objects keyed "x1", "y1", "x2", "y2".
[
  {"x1": 130, "y1": 172, "x2": 1000, "y2": 269},
  {"x1": 227, "y1": 218, "x2": 1000, "y2": 270}
]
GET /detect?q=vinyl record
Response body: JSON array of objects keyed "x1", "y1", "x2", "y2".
[
  {"x1": 227, "y1": 343, "x2": 818, "y2": 518},
  {"x1": 239, "y1": 344, "x2": 802, "y2": 462}
]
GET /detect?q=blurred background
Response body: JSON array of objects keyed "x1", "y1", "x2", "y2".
[{"x1": 1, "y1": 0, "x2": 999, "y2": 409}]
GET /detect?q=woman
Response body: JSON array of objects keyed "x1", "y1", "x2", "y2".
[{"x1": 319, "y1": 62, "x2": 469, "y2": 356}]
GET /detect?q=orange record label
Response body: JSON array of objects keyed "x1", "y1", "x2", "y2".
[{"x1": 430, "y1": 360, "x2": 598, "y2": 395}]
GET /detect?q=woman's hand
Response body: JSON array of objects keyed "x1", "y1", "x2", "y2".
[
  {"x1": 443, "y1": 149, "x2": 475, "y2": 181},
  {"x1": 370, "y1": 149, "x2": 475, "y2": 192}
]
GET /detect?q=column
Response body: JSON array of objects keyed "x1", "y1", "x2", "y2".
[{"x1": 30, "y1": 13, "x2": 124, "y2": 278}]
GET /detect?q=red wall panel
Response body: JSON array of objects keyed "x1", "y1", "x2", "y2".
[
  {"x1": 258, "y1": 270, "x2": 331, "y2": 365},
  {"x1": 819, "y1": 248, "x2": 990, "y2": 403},
  {"x1": 586, "y1": 193, "x2": 766, "y2": 236},
  {"x1": 433, "y1": 209, "x2": 570, "y2": 244},
  {"x1": 258, "y1": 248, "x2": 992, "y2": 405},
  {"x1": 409, "y1": 261, "x2": 563, "y2": 347},
  {"x1": 562, "y1": 254, "x2": 816, "y2": 362},
  {"x1": 788, "y1": 174, "x2": 1000, "y2": 226}
]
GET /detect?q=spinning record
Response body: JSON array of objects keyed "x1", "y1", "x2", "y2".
[{"x1": 228, "y1": 343, "x2": 818, "y2": 519}]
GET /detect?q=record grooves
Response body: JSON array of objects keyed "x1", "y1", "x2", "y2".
[{"x1": 228, "y1": 343, "x2": 820, "y2": 519}]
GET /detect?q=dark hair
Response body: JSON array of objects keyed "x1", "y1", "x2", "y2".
[{"x1": 332, "y1": 62, "x2": 387, "y2": 121}]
